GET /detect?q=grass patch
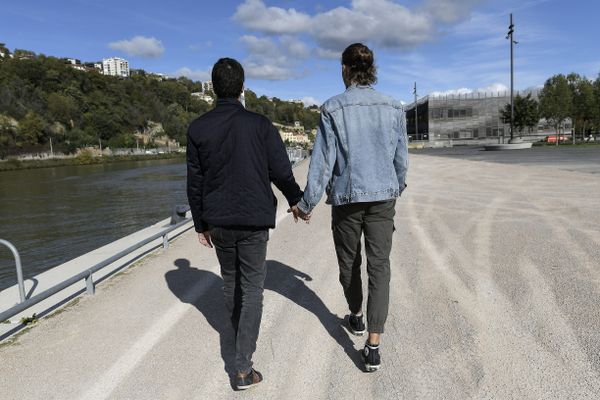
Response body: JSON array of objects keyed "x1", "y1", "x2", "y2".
[
  {"x1": 0, "y1": 152, "x2": 185, "y2": 172},
  {"x1": 19, "y1": 314, "x2": 38, "y2": 326}
]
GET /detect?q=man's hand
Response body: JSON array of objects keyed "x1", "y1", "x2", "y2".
[
  {"x1": 198, "y1": 231, "x2": 213, "y2": 248},
  {"x1": 288, "y1": 205, "x2": 311, "y2": 223}
]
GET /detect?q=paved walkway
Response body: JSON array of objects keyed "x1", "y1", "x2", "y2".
[{"x1": 1, "y1": 152, "x2": 600, "y2": 399}]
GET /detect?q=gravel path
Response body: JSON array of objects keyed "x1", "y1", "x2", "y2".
[{"x1": 1, "y1": 152, "x2": 599, "y2": 400}]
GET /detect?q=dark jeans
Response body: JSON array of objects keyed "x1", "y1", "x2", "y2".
[
  {"x1": 210, "y1": 226, "x2": 269, "y2": 374},
  {"x1": 332, "y1": 200, "x2": 396, "y2": 334}
]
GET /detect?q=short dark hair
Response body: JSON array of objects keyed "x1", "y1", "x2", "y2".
[
  {"x1": 341, "y1": 43, "x2": 377, "y2": 86},
  {"x1": 211, "y1": 58, "x2": 244, "y2": 99}
]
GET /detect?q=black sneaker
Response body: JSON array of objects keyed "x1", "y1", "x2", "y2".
[
  {"x1": 363, "y1": 342, "x2": 381, "y2": 372},
  {"x1": 348, "y1": 314, "x2": 366, "y2": 336},
  {"x1": 235, "y1": 368, "x2": 263, "y2": 390}
]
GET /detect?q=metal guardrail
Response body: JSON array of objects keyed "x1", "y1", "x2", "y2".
[
  {"x1": 0, "y1": 240, "x2": 25, "y2": 303},
  {"x1": 0, "y1": 211, "x2": 193, "y2": 323}
]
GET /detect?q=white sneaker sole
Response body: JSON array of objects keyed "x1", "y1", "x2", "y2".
[
  {"x1": 237, "y1": 382, "x2": 261, "y2": 390},
  {"x1": 349, "y1": 328, "x2": 366, "y2": 336},
  {"x1": 365, "y1": 363, "x2": 380, "y2": 372}
]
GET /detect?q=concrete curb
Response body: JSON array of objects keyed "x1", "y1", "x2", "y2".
[{"x1": 484, "y1": 143, "x2": 533, "y2": 151}]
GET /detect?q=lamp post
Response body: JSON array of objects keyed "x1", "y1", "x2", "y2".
[
  {"x1": 506, "y1": 13, "x2": 519, "y2": 143},
  {"x1": 413, "y1": 82, "x2": 418, "y2": 141}
]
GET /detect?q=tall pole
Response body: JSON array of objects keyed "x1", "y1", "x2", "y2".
[
  {"x1": 414, "y1": 82, "x2": 418, "y2": 141},
  {"x1": 49, "y1": 136, "x2": 54, "y2": 158},
  {"x1": 507, "y1": 13, "x2": 516, "y2": 143}
]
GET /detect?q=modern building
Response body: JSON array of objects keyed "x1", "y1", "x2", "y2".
[
  {"x1": 102, "y1": 57, "x2": 130, "y2": 77},
  {"x1": 404, "y1": 89, "x2": 558, "y2": 143}
]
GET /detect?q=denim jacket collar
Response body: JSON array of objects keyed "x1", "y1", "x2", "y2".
[{"x1": 346, "y1": 84, "x2": 373, "y2": 92}]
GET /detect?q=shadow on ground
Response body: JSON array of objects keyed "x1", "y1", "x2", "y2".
[{"x1": 164, "y1": 258, "x2": 362, "y2": 386}]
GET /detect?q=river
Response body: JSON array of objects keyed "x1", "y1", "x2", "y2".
[{"x1": 0, "y1": 159, "x2": 188, "y2": 290}]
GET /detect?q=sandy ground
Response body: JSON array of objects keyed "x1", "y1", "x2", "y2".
[{"x1": 1, "y1": 151, "x2": 599, "y2": 400}]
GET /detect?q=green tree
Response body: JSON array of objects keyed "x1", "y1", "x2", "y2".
[
  {"x1": 571, "y1": 76, "x2": 597, "y2": 141},
  {"x1": 0, "y1": 42, "x2": 9, "y2": 59},
  {"x1": 18, "y1": 111, "x2": 46, "y2": 145},
  {"x1": 567, "y1": 73, "x2": 598, "y2": 142},
  {"x1": 501, "y1": 93, "x2": 540, "y2": 137},
  {"x1": 539, "y1": 74, "x2": 573, "y2": 145},
  {"x1": 591, "y1": 74, "x2": 600, "y2": 139},
  {"x1": 47, "y1": 93, "x2": 79, "y2": 127}
]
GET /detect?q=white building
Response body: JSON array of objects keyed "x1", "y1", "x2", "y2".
[
  {"x1": 191, "y1": 92, "x2": 214, "y2": 104},
  {"x1": 102, "y1": 57, "x2": 130, "y2": 77},
  {"x1": 202, "y1": 81, "x2": 213, "y2": 93}
]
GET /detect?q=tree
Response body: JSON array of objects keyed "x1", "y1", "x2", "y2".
[
  {"x1": 18, "y1": 111, "x2": 46, "y2": 145},
  {"x1": 539, "y1": 74, "x2": 573, "y2": 145},
  {"x1": 570, "y1": 76, "x2": 597, "y2": 141},
  {"x1": 0, "y1": 43, "x2": 9, "y2": 59},
  {"x1": 47, "y1": 93, "x2": 79, "y2": 127},
  {"x1": 592, "y1": 74, "x2": 600, "y2": 139},
  {"x1": 501, "y1": 93, "x2": 540, "y2": 137}
]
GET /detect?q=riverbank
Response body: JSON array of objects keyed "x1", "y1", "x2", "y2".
[{"x1": 0, "y1": 152, "x2": 185, "y2": 172}]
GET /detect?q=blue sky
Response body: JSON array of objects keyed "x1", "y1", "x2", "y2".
[{"x1": 1, "y1": 0, "x2": 599, "y2": 105}]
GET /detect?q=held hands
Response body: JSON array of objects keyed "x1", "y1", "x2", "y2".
[
  {"x1": 288, "y1": 205, "x2": 311, "y2": 223},
  {"x1": 198, "y1": 232, "x2": 213, "y2": 248}
]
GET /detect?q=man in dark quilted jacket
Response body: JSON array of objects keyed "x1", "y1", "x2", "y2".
[{"x1": 186, "y1": 58, "x2": 303, "y2": 390}]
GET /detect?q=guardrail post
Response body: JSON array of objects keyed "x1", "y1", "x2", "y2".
[
  {"x1": 85, "y1": 273, "x2": 95, "y2": 295},
  {"x1": 0, "y1": 239, "x2": 26, "y2": 303},
  {"x1": 162, "y1": 234, "x2": 169, "y2": 250}
]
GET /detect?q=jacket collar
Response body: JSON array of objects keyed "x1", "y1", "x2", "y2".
[
  {"x1": 346, "y1": 84, "x2": 373, "y2": 92},
  {"x1": 216, "y1": 98, "x2": 244, "y2": 109}
]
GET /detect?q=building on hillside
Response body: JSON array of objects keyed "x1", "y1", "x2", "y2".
[
  {"x1": 191, "y1": 92, "x2": 214, "y2": 104},
  {"x1": 274, "y1": 122, "x2": 308, "y2": 144},
  {"x1": 102, "y1": 57, "x2": 130, "y2": 77},
  {"x1": 202, "y1": 81, "x2": 213, "y2": 93},
  {"x1": 280, "y1": 131, "x2": 309, "y2": 144},
  {"x1": 403, "y1": 89, "x2": 564, "y2": 143},
  {"x1": 64, "y1": 58, "x2": 88, "y2": 72}
]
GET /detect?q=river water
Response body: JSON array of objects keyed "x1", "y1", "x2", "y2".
[{"x1": 0, "y1": 159, "x2": 188, "y2": 290}]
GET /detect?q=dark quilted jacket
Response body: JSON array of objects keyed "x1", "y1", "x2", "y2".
[{"x1": 186, "y1": 98, "x2": 303, "y2": 232}]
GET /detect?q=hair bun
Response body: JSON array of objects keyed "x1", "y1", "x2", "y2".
[{"x1": 355, "y1": 58, "x2": 371, "y2": 69}]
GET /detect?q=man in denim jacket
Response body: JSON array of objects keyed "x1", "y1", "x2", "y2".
[{"x1": 292, "y1": 43, "x2": 408, "y2": 372}]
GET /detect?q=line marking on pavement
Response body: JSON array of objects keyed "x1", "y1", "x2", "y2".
[
  {"x1": 80, "y1": 207, "x2": 293, "y2": 400},
  {"x1": 79, "y1": 277, "x2": 213, "y2": 400}
]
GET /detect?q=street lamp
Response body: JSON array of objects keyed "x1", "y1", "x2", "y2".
[
  {"x1": 413, "y1": 82, "x2": 418, "y2": 141},
  {"x1": 506, "y1": 13, "x2": 519, "y2": 143}
]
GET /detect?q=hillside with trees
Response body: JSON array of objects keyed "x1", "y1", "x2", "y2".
[{"x1": 0, "y1": 44, "x2": 320, "y2": 157}]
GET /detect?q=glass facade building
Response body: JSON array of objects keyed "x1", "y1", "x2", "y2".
[{"x1": 405, "y1": 90, "x2": 543, "y2": 142}]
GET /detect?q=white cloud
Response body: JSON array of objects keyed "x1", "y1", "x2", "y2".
[
  {"x1": 233, "y1": 0, "x2": 311, "y2": 34},
  {"x1": 244, "y1": 63, "x2": 298, "y2": 80},
  {"x1": 424, "y1": 0, "x2": 482, "y2": 23},
  {"x1": 174, "y1": 67, "x2": 211, "y2": 81},
  {"x1": 430, "y1": 83, "x2": 509, "y2": 96},
  {"x1": 234, "y1": 0, "x2": 484, "y2": 56},
  {"x1": 108, "y1": 36, "x2": 165, "y2": 58},
  {"x1": 311, "y1": 0, "x2": 434, "y2": 51},
  {"x1": 240, "y1": 35, "x2": 310, "y2": 81},
  {"x1": 301, "y1": 96, "x2": 321, "y2": 107},
  {"x1": 315, "y1": 47, "x2": 340, "y2": 60}
]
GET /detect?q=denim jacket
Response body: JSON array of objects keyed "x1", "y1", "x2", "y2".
[{"x1": 297, "y1": 85, "x2": 408, "y2": 213}]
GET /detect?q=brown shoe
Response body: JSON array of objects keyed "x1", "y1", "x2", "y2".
[{"x1": 236, "y1": 368, "x2": 263, "y2": 390}]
